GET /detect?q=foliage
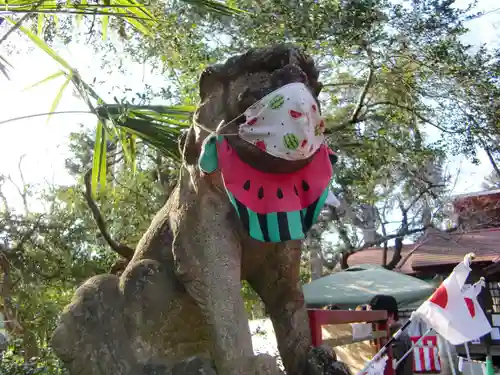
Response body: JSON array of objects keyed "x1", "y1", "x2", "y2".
[
  {"x1": 0, "y1": 340, "x2": 68, "y2": 375},
  {"x1": 0, "y1": 0, "x2": 499, "y2": 346}
]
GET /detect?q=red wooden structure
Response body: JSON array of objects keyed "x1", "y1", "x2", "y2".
[{"x1": 308, "y1": 309, "x2": 395, "y2": 375}]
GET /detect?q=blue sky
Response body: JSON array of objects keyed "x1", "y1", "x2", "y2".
[{"x1": 0, "y1": 1, "x2": 499, "y2": 212}]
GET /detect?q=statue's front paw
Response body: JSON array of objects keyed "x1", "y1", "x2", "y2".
[{"x1": 306, "y1": 346, "x2": 352, "y2": 375}]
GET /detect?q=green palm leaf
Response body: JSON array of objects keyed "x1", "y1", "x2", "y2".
[
  {"x1": 0, "y1": 55, "x2": 12, "y2": 80},
  {"x1": 91, "y1": 120, "x2": 108, "y2": 198},
  {"x1": 0, "y1": 0, "x2": 245, "y2": 39},
  {"x1": 97, "y1": 104, "x2": 193, "y2": 161},
  {"x1": 4, "y1": 0, "x2": 224, "y2": 190}
]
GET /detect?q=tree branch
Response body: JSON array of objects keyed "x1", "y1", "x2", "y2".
[
  {"x1": 386, "y1": 237, "x2": 404, "y2": 269},
  {"x1": 346, "y1": 225, "x2": 430, "y2": 258},
  {"x1": 364, "y1": 101, "x2": 457, "y2": 133},
  {"x1": 396, "y1": 236, "x2": 429, "y2": 271},
  {"x1": 83, "y1": 169, "x2": 134, "y2": 259},
  {"x1": 482, "y1": 144, "x2": 500, "y2": 179},
  {"x1": 351, "y1": 66, "x2": 374, "y2": 123},
  {"x1": 325, "y1": 57, "x2": 375, "y2": 133}
]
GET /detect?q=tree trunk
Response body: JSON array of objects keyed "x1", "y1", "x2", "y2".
[{"x1": 309, "y1": 245, "x2": 323, "y2": 280}]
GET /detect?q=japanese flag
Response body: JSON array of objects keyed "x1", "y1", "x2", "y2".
[{"x1": 412, "y1": 254, "x2": 492, "y2": 345}]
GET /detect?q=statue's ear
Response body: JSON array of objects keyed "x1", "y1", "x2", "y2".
[{"x1": 199, "y1": 67, "x2": 218, "y2": 102}]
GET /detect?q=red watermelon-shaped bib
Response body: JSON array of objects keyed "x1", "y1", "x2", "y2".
[{"x1": 216, "y1": 138, "x2": 333, "y2": 243}]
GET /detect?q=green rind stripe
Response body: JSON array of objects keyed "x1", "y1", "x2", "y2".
[
  {"x1": 226, "y1": 191, "x2": 240, "y2": 218},
  {"x1": 248, "y1": 210, "x2": 265, "y2": 242},
  {"x1": 266, "y1": 212, "x2": 281, "y2": 242},
  {"x1": 287, "y1": 210, "x2": 305, "y2": 240},
  {"x1": 226, "y1": 187, "x2": 331, "y2": 243},
  {"x1": 311, "y1": 188, "x2": 330, "y2": 226}
]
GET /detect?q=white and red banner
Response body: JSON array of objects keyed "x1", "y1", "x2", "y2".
[
  {"x1": 412, "y1": 254, "x2": 492, "y2": 345},
  {"x1": 410, "y1": 336, "x2": 441, "y2": 373}
]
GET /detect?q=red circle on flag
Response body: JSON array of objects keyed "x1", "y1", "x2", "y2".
[
  {"x1": 429, "y1": 285, "x2": 448, "y2": 309},
  {"x1": 464, "y1": 297, "x2": 475, "y2": 318}
]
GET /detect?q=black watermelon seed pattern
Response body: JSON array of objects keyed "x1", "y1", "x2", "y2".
[
  {"x1": 277, "y1": 188, "x2": 284, "y2": 199},
  {"x1": 302, "y1": 180, "x2": 310, "y2": 191},
  {"x1": 294, "y1": 185, "x2": 299, "y2": 196},
  {"x1": 258, "y1": 187, "x2": 264, "y2": 199},
  {"x1": 243, "y1": 180, "x2": 251, "y2": 191}
]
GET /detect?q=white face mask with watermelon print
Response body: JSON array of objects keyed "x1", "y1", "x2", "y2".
[{"x1": 238, "y1": 82, "x2": 326, "y2": 161}]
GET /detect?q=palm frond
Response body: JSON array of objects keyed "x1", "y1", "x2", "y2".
[
  {"x1": 0, "y1": 0, "x2": 245, "y2": 39},
  {"x1": 97, "y1": 104, "x2": 193, "y2": 161},
  {"x1": 0, "y1": 54, "x2": 12, "y2": 79}
]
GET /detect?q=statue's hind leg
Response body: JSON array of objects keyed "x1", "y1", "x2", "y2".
[
  {"x1": 51, "y1": 274, "x2": 140, "y2": 375},
  {"x1": 246, "y1": 241, "x2": 312, "y2": 375}
]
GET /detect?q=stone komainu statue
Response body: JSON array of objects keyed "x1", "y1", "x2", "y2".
[{"x1": 51, "y1": 45, "x2": 351, "y2": 375}]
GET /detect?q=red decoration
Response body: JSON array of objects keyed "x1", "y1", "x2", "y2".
[
  {"x1": 289, "y1": 110, "x2": 303, "y2": 118},
  {"x1": 464, "y1": 297, "x2": 475, "y2": 318},
  {"x1": 247, "y1": 117, "x2": 258, "y2": 126},
  {"x1": 255, "y1": 140, "x2": 266, "y2": 151}
]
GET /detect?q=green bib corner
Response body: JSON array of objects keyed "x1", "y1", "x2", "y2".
[{"x1": 198, "y1": 135, "x2": 220, "y2": 174}]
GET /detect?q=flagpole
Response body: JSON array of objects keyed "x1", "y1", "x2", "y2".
[
  {"x1": 356, "y1": 319, "x2": 412, "y2": 375},
  {"x1": 484, "y1": 318, "x2": 494, "y2": 375},
  {"x1": 464, "y1": 342, "x2": 477, "y2": 375},
  {"x1": 442, "y1": 336, "x2": 457, "y2": 375},
  {"x1": 394, "y1": 327, "x2": 433, "y2": 368}
]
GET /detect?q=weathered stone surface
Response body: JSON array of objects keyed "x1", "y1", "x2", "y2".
[
  {"x1": 168, "y1": 356, "x2": 217, "y2": 375},
  {"x1": 306, "y1": 347, "x2": 352, "y2": 375},
  {"x1": 51, "y1": 44, "x2": 351, "y2": 375}
]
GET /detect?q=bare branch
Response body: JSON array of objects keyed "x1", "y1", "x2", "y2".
[
  {"x1": 83, "y1": 169, "x2": 134, "y2": 259},
  {"x1": 376, "y1": 208, "x2": 388, "y2": 266},
  {"x1": 396, "y1": 235, "x2": 429, "y2": 271},
  {"x1": 481, "y1": 144, "x2": 500, "y2": 179},
  {"x1": 17, "y1": 155, "x2": 29, "y2": 215},
  {"x1": 322, "y1": 81, "x2": 362, "y2": 88},
  {"x1": 347, "y1": 225, "x2": 430, "y2": 257},
  {"x1": 364, "y1": 101, "x2": 457, "y2": 133},
  {"x1": 397, "y1": 197, "x2": 408, "y2": 231},
  {"x1": 386, "y1": 237, "x2": 403, "y2": 269},
  {"x1": 351, "y1": 66, "x2": 374, "y2": 123}
]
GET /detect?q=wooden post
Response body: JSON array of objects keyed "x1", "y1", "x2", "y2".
[
  {"x1": 307, "y1": 309, "x2": 395, "y2": 375},
  {"x1": 376, "y1": 320, "x2": 394, "y2": 375},
  {"x1": 308, "y1": 309, "x2": 323, "y2": 346}
]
